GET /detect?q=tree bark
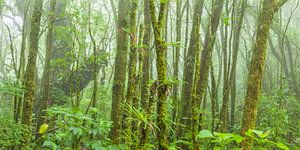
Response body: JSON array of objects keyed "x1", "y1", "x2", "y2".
[
  {"x1": 172, "y1": 0, "x2": 182, "y2": 125},
  {"x1": 36, "y1": 0, "x2": 56, "y2": 137},
  {"x1": 219, "y1": 0, "x2": 230, "y2": 132},
  {"x1": 139, "y1": 0, "x2": 152, "y2": 147},
  {"x1": 180, "y1": 0, "x2": 204, "y2": 149},
  {"x1": 110, "y1": 0, "x2": 129, "y2": 143},
  {"x1": 180, "y1": 1, "x2": 204, "y2": 135},
  {"x1": 124, "y1": 0, "x2": 139, "y2": 134},
  {"x1": 149, "y1": 0, "x2": 169, "y2": 149},
  {"x1": 21, "y1": 0, "x2": 44, "y2": 126},
  {"x1": 240, "y1": 0, "x2": 288, "y2": 149}
]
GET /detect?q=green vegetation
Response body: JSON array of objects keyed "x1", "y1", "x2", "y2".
[{"x1": 0, "y1": 0, "x2": 299, "y2": 149}]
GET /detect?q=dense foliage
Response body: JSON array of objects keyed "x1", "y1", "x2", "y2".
[{"x1": 0, "y1": 0, "x2": 299, "y2": 149}]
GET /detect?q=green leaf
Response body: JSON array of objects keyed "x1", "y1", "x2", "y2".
[
  {"x1": 245, "y1": 129, "x2": 253, "y2": 137},
  {"x1": 252, "y1": 130, "x2": 270, "y2": 138},
  {"x1": 197, "y1": 130, "x2": 214, "y2": 139},
  {"x1": 215, "y1": 132, "x2": 233, "y2": 140},
  {"x1": 260, "y1": 130, "x2": 271, "y2": 138},
  {"x1": 252, "y1": 130, "x2": 264, "y2": 136},
  {"x1": 91, "y1": 141, "x2": 105, "y2": 150},
  {"x1": 232, "y1": 134, "x2": 245, "y2": 143},
  {"x1": 42, "y1": 141, "x2": 57, "y2": 149},
  {"x1": 275, "y1": 143, "x2": 289, "y2": 150},
  {"x1": 69, "y1": 127, "x2": 83, "y2": 136}
]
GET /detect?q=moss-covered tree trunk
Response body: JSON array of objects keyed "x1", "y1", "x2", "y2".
[
  {"x1": 140, "y1": 0, "x2": 151, "y2": 111},
  {"x1": 110, "y1": 0, "x2": 129, "y2": 143},
  {"x1": 125, "y1": 0, "x2": 138, "y2": 134},
  {"x1": 139, "y1": 0, "x2": 152, "y2": 147},
  {"x1": 177, "y1": 0, "x2": 204, "y2": 149},
  {"x1": 210, "y1": 62, "x2": 218, "y2": 132},
  {"x1": 149, "y1": 0, "x2": 169, "y2": 149},
  {"x1": 180, "y1": 0, "x2": 204, "y2": 133},
  {"x1": 189, "y1": 0, "x2": 205, "y2": 147},
  {"x1": 36, "y1": 0, "x2": 56, "y2": 135},
  {"x1": 21, "y1": 0, "x2": 44, "y2": 126},
  {"x1": 240, "y1": 0, "x2": 288, "y2": 149}
]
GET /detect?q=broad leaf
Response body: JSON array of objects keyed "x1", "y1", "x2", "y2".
[
  {"x1": 275, "y1": 143, "x2": 289, "y2": 150},
  {"x1": 42, "y1": 141, "x2": 57, "y2": 149},
  {"x1": 198, "y1": 130, "x2": 214, "y2": 138}
]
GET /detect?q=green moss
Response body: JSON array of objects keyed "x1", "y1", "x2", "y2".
[{"x1": 149, "y1": 0, "x2": 169, "y2": 149}]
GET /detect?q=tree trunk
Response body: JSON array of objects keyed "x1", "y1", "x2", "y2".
[
  {"x1": 110, "y1": 0, "x2": 129, "y2": 143},
  {"x1": 219, "y1": 0, "x2": 230, "y2": 132},
  {"x1": 21, "y1": 0, "x2": 44, "y2": 126},
  {"x1": 172, "y1": 0, "x2": 182, "y2": 125},
  {"x1": 180, "y1": 0, "x2": 204, "y2": 149},
  {"x1": 180, "y1": 1, "x2": 204, "y2": 135},
  {"x1": 149, "y1": 0, "x2": 169, "y2": 149},
  {"x1": 36, "y1": 0, "x2": 56, "y2": 137},
  {"x1": 14, "y1": 0, "x2": 30, "y2": 123},
  {"x1": 139, "y1": 0, "x2": 152, "y2": 147},
  {"x1": 210, "y1": 62, "x2": 218, "y2": 132},
  {"x1": 124, "y1": 0, "x2": 138, "y2": 135},
  {"x1": 229, "y1": 0, "x2": 247, "y2": 131},
  {"x1": 240, "y1": 0, "x2": 287, "y2": 149},
  {"x1": 194, "y1": 0, "x2": 225, "y2": 133}
]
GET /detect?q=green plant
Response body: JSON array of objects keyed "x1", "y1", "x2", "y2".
[
  {"x1": 257, "y1": 85, "x2": 300, "y2": 148},
  {"x1": 198, "y1": 130, "x2": 243, "y2": 150},
  {"x1": 40, "y1": 106, "x2": 117, "y2": 150},
  {"x1": 197, "y1": 129, "x2": 290, "y2": 150},
  {"x1": 0, "y1": 81, "x2": 24, "y2": 97},
  {"x1": 0, "y1": 117, "x2": 31, "y2": 149},
  {"x1": 245, "y1": 129, "x2": 289, "y2": 150}
]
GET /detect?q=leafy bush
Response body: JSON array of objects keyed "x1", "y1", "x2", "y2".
[
  {"x1": 245, "y1": 129, "x2": 289, "y2": 150},
  {"x1": 198, "y1": 130, "x2": 244, "y2": 150},
  {"x1": 257, "y1": 86, "x2": 300, "y2": 148},
  {"x1": 0, "y1": 81, "x2": 24, "y2": 97},
  {"x1": 39, "y1": 106, "x2": 117, "y2": 150},
  {"x1": 198, "y1": 129, "x2": 289, "y2": 150},
  {"x1": 0, "y1": 117, "x2": 31, "y2": 149}
]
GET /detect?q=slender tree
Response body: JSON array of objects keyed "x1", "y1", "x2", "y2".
[
  {"x1": 14, "y1": 0, "x2": 30, "y2": 123},
  {"x1": 194, "y1": 0, "x2": 225, "y2": 132},
  {"x1": 219, "y1": 0, "x2": 230, "y2": 132},
  {"x1": 125, "y1": 0, "x2": 138, "y2": 133},
  {"x1": 21, "y1": 0, "x2": 44, "y2": 126},
  {"x1": 36, "y1": 0, "x2": 56, "y2": 135},
  {"x1": 180, "y1": 0, "x2": 204, "y2": 131},
  {"x1": 110, "y1": 0, "x2": 129, "y2": 143},
  {"x1": 172, "y1": 0, "x2": 182, "y2": 124},
  {"x1": 140, "y1": 0, "x2": 152, "y2": 147},
  {"x1": 229, "y1": 0, "x2": 247, "y2": 130},
  {"x1": 189, "y1": 0, "x2": 205, "y2": 148},
  {"x1": 149, "y1": 0, "x2": 169, "y2": 149},
  {"x1": 240, "y1": 0, "x2": 288, "y2": 149}
]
